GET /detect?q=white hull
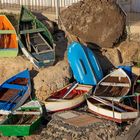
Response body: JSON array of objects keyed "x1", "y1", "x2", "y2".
[
  {"x1": 87, "y1": 98, "x2": 138, "y2": 123},
  {"x1": 44, "y1": 84, "x2": 93, "y2": 112},
  {"x1": 19, "y1": 40, "x2": 39, "y2": 69},
  {"x1": 44, "y1": 95, "x2": 85, "y2": 112}
]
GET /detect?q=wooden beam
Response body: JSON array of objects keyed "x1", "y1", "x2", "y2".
[
  {"x1": 20, "y1": 28, "x2": 45, "y2": 34},
  {"x1": 100, "y1": 82, "x2": 130, "y2": 87},
  {"x1": 0, "y1": 30, "x2": 16, "y2": 34}
]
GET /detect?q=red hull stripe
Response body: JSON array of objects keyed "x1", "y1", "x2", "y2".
[{"x1": 88, "y1": 109, "x2": 135, "y2": 123}]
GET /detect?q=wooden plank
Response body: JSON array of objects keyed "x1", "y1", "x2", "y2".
[
  {"x1": 20, "y1": 28, "x2": 45, "y2": 34},
  {"x1": 100, "y1": 82, "x2": 130, "y2": 87},
  {"x1": 90, "y1": 96, "x2": 125, "y2": 112},
  {"x1": 0, "y1": 30, "x2": 16, "y2": 34}
]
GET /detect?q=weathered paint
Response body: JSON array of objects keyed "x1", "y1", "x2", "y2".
[
  {"x1": 0, "y1": 49, "x2": 18, "y2": 57},
  {"x1": 18, "y1": 6, "x2": 55, "y2": 69},
  {"x1": 0, "y1": 115, "x2": 42, "y2": 136},
  {"x1": 0, "y1": 15, "x2": 18, "y2": 57}
]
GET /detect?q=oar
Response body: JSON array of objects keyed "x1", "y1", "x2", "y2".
[
  {"x1": 62, "y1": 81, "x2": 78, "y2": 99},
  {"x1": 89, "y1": 95, "x2": 125, "y2": 112}
]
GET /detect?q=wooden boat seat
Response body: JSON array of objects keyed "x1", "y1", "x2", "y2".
[
  {"x1": 100, "y1": 82, "x2": 130, "y2": 87},
  {"x1": 10, "y1": 78, "x2": 28, "y2": 86},
  {"x1": 30, "y1": 33, "x2": 52, "y2": 54},
  {"x1": 2, "y1": 83, "x2": 26, "y2": 90},
  {"x1": 20, "y1": 28, "x2": 45, "y2": 35},
  {"x1": 0, "y1": 30, "x2": 16, "y2": 34},
  {"x1": 0, "y1": 88, "x2": 19, "y2": 102}
]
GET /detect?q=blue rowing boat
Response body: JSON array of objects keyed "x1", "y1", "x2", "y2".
[
  {"x1": 0, "y1": 69, "x2": 31, "y2": 114},
  {"x1": 67, "y1": 42, "x2": 103, "y2": 85}
]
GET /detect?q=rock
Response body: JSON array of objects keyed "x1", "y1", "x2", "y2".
[
  {"x1": 61, "y1": 0, "x2": 126, "y2": 48},
  {"x1": 101, "y1": 48, "x2": 122, "y2": 66},
  {"x1": 118, "y1": 41, "x2": 140, "y2": 64},
  {"x1": 101, "y1": 41, "x2": 140, "y2": 67},
  {"x1": 42, "y1": 111, "x2": 119, "y2": 140},
  {"x1": 132, "y1": 67, "x2": 140, "y2": 76},
  {"x1": 34, "y1": 59, "x2": 72, "y2": 101}
]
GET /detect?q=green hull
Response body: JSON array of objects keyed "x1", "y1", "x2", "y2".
[
  {"x1": 0, "y1": 49, "x2": 18, "y2": 57},
  {"x1": 18, "y1": 6, "x2": 55, "y2": 68},
  {"x1": 0, "y1": 115, "x2": 42, "y2": 136}
]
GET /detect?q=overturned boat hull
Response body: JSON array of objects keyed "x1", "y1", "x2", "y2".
[{"x1": 67, "y1": 42, "x2": 103, "y2": 85}]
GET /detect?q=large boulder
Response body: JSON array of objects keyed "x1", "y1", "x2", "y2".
[{"x1": 61, "y1": 0, "x2": 126, "y2": 48}]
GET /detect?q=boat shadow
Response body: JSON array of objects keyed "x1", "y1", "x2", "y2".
[
  {"x1": 87, "y1": 42, "x2": 115, "y2": 75},
  {"x1": 30, "y1": 69, "x2": 39, "y2": 99}
]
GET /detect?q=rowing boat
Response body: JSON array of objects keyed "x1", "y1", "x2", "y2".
[
  {"x1": 0, "y1": 69, "x2": 31, "y2": 114},
  {"x1": 43, "y1": 83, "x2": 93, "y2": 112},
  {"x1": 18, "y1": 6, "x2": 55, "y2": 68},
  {"x1": 94, "y1": 68, "x2": 131, "y2": 102},
  {"x1": 86, "y1": 96, "x2": 138, "y2": 123},
  {"x1": 0, "y1": 100, "x2": 42, "y2": 136},
  {"x1": 0, "y1": 15, "x2": 18, "y2": 57},
  {"x1": 0, "y1": 114, "x2": 42, "y2": 136}
]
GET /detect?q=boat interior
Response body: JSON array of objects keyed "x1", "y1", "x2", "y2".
[
  {"x1": 0, "y1": 78, "x2": 28, "y2": 110},
  {"x1": 47, "y1": 86, "x2": 88, "y2": 101},
  {"x1": 2, "y1": 114, "x2": 38, "y2": 125},
  {"x1": 88, "y1": 98, "x2": 137, "y2": 112},
  {"x1": 95, "y1": 76, "x2": 130, "y2": 97},
  {"x1": 19, "y1": 19, "x2": 52, "y2": 56},
  {"x1": 0, "y1": 16, "x2": 18, "y2": 49}
]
